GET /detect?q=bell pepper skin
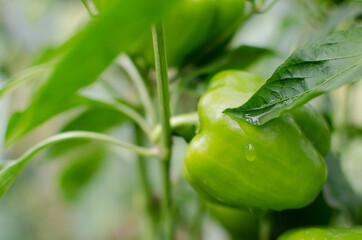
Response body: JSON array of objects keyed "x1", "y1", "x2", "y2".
[
  {"x1": 184, "y1": 70, "x2": 328, "y2": 211},
  {"x1": 134, "y1": 0, "x2": 245, "y2": 67},
  {"x1": 278, "y1": 227, "x2": 362, "y2": 240},
  {"x1": 207, "y1": 203, "x2": 259, "y2": 240}
]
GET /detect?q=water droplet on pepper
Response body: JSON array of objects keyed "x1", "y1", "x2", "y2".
[{"x1": 245, "y1": 144, "x2": 256, "y2": 162}]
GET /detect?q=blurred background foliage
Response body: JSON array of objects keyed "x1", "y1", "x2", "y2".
[{"x1": 0, "y1": 0, "x2": 361, "y2": 239}]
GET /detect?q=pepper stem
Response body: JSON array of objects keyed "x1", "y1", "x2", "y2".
[{"x1": 152, "y1": 21, "x2": 173, "y2": 240}]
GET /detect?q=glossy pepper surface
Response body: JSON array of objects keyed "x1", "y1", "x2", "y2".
[
  {"x1": 134, "y1": 0, "x2": 245, "y2": 67},
  {"x1": 278, "y1": 227, "x2": 362, "y2": 240},
  {"x1": 184, "y1": 71, "x2": 329, "y2": 211}
]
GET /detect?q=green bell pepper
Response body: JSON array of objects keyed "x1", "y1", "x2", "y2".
[
  {"x1": 134, "y1": 0, "x2": 245, "y2": 67},
  {"x1": 278, "y1": 227, "x2": 362, "y2": 240},
  {"x1": 184, "y1": 70, "x2": 329, "y2": 211}
]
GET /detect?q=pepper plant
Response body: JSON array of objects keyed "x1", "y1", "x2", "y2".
[{"x1": 0, "y1": 0, "x2": 362, "y2": 239}]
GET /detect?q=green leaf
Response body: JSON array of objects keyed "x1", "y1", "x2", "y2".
[
  {"x1": 59, "y1": 146, "x2": 104, "y2": 201},
  {"x1": 323, "y1": 152, "x2": 362, "y2": 224},
  {"x1": 51, "y1": 107, "x2": 128, "y2": 156},
  {"x1": 5, "y1": 0, "x2": 174, "y2": 145},
  {"x1": 224, "y1": 28, "x2": 362, "y2": 125}
]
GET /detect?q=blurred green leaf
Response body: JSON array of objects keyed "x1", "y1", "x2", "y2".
[
  {"x1": 323, "y1": 152, "x2": 362, "y2": 224},
  {"x1": 34, "y1": 38, "x2": 78, "y2": 65},
  {"x1": 5, "y1": 95, "x2": 87, "y2": 146},
  {"x1": 5, "y1": 112, "x2": 22, "y2": 142},
  {"x1": 172, "y1": 124, "x2": 197, "y2": 143},
  {"x1": 346, "y1": 125, "x2": 362, "y2": 138},
  {"x1": 5, "y1": 0, "x2": 175, "y2": 146},
  {"x1": 59, "y1": 147, "x2": 104, "y2": 201},
  {"x1": 0, "y1": 160, "x2": 27, "y2": 198},
  {"x1": 0, "y1": 62, "x2": 54, "y2": 99},
  {"x1": 208, "y1": 46, "x2": 273, "y2": 71},
  {"x1": 51, "y1": 106, "x2": 130, "y2": 201},
  {"x1": 340, "y1": 137, "x2": 362, "y2": 197},
  {"x1": 225, "y1": 28, "x2": 362, "y2": 125},
  {"x1": 51, "y1": 107, "x2": 128, "y2": 156},
  {"x1": 62, "y1": 107, "x2": 128, "y2": 133},
  {"x1": 171, "y1": 113, "x2": 199, "y2": 142},
  {"x1": 309, "y1": 2, "x2": 362, "y2": 41},
  {"x1": 183, "y1": 45, "x2": 272, "y2": 85},
  {"x1": 92, "y1": 0, "x2": 103, "y2": 10},
  {"x1": 0, "y1": 161, "x2": 15, "y2": 172},
  {"x1": 81, "y1": 0, "x2": 99, "y2": 17},
  {"x1": 0, "y1": 162, "x2": 6, "y2": 171}
]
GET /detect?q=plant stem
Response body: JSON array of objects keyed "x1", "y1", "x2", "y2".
[
  {"x1": 118, "y1": 55, "x2": 157, "y2": 125},
  {"x1": 160, "y1": 158, "x2": 172, "y2": 239},
  {"x1": 135, "y1": 125, "x2": 158, "y2": 240},
  {"x1": 152, "y1": 21, "x2": 173, "y2": 240},
  {"x1": 152, "y1": 22, "x2": 172, "y2": 157}
]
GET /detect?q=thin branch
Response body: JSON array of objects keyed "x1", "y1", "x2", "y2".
[
  {"x1": 19, "y1": 131, "x2": 157, "y2": 164},
  {"x1": 112, "y1": 101, "x2": 153, "y2": 139},
  {"x1": 0, "y1": 131, "x2": 157, "y2": 198}
]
